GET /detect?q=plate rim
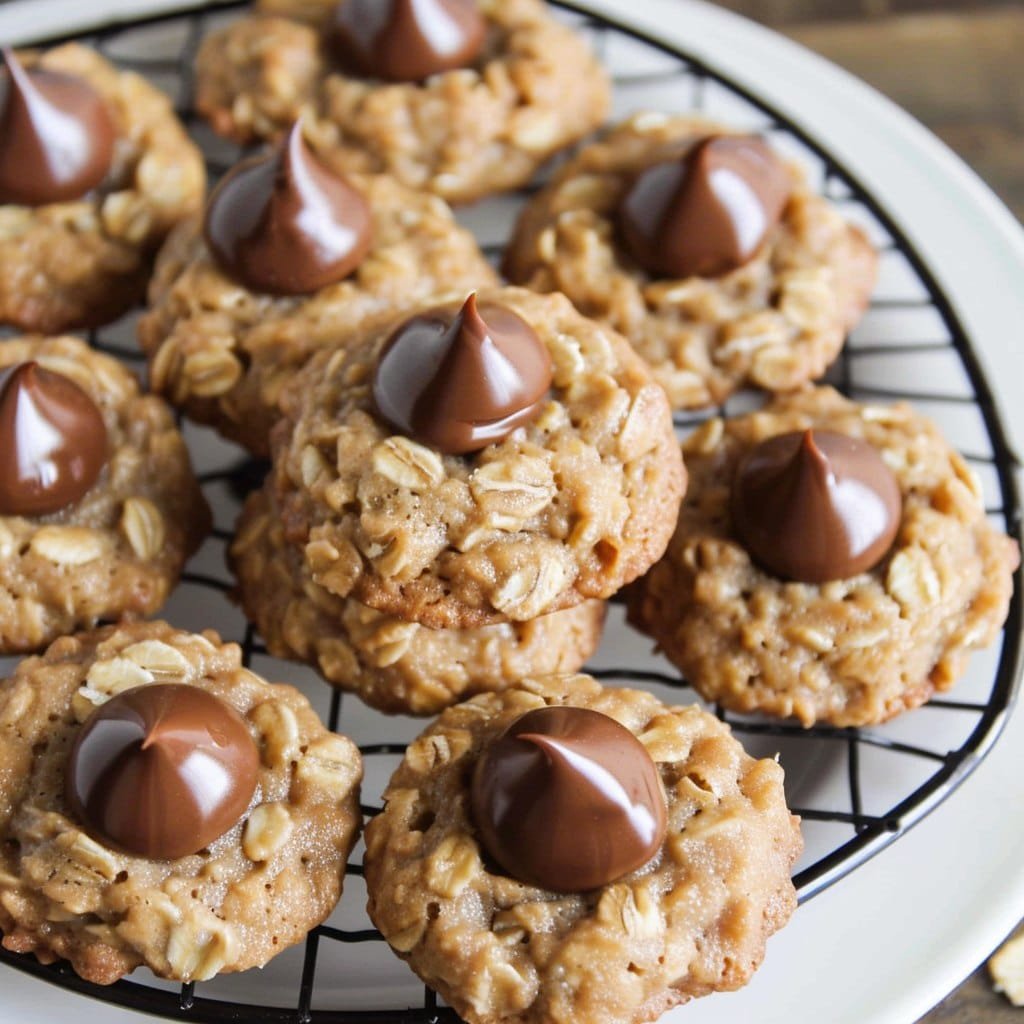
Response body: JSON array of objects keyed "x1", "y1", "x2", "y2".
[{"x1": 0, "y1": 2, "x2": 1022, "y2": 1023}]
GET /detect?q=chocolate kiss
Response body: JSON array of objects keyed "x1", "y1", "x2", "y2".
[
  {"x1": 204, "y1": 122, "x2": 373, "y2": 295},
  {"x1": 0, "y1": 361, "x2": 108, "y2": 516},
  {"x1": 470, "y1": 706, "x2": 667, "y2": 892},
  {"x1": 619, "y1": 135, "x2": 791, "y2": 280},
  {"x1": 66, "y1": 684, "x2": 260, "y2": 861},
  {"x1": 731, "y1": 429, "x2": 902, "y2": 583},
  {"x1": 0, "y1": 47, "x2": 115, "y2": 206},
  {"x1": 332, "y1": 0, "x2": 487, "y2": 82},
  {"x1": 373, "y1": 293, "x2": 552, "y2": 455}
]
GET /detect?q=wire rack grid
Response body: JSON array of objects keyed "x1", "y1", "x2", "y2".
[{"x1": 0, "y1": 1, "x2": 1021, "y2": 1022}]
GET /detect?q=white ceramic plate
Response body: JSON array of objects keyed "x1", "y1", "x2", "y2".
[{"x1": 1, "y1": 1, "x2": 1023, "y2": 1023}]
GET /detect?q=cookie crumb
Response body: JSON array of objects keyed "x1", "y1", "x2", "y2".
[{"x1": 990, "y1": 925, "x2": 1024, "y2": 1006}]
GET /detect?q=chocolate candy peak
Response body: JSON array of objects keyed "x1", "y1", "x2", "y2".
[
  {"x1": 470, "y1": 705, "x2": 667, "y2": 892},
  {"x1": 204, "y1": 122, "x2": 373, "y2": 295},
  {"x1": 619, "y1": 135, "x2": 791, "y2": 280},
  {"x1": 66, "y1": 684, "x2": 260, "y2": 861},
  {"x1": 0, "y1": 361, "x2": 108, "y2": 516},
  {"x1": 332, "y1": 0, "x2": 487, "y2": 83},
  {"x1": 373, "y1": 293, "x2": 552, "y2": 455},
  {"x1": 731, "y1": 428, "x2": 902, "y2": 583},
  {"x1": 0, "y1": 48, "x2": 115, "y2": 206}
]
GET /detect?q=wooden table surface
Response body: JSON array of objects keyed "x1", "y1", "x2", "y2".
[
  {"x1": 719, "y1": 1, "x2": 1024, "y2": 226},
  {"x1": 710, "y1": 3, "x2": 1024, "y2": 1020}
]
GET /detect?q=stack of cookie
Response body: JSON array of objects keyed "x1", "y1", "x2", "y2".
[
  {"x1": 230, "y1": 286, "x2": 684, "y2": 713},
  {"x1": 0, "y1": 1, "x2": 1018, "y2": 1022}
]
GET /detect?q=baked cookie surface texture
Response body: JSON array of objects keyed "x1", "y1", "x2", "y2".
[
  {"x1": 194, "y1": 0, "x2": 611, "y2": 204},
  {"x1": 0, "y1": 621, "x2": 363, "y2": 985},
  {"x1": 628, "y1": 386, "x2": 1020, "y2": 726},
  {"x1": 364, "y1": 673, "x2": 802, "y2": 1024},
  {"x1": 231, "y1": 486, "x2": 607, "y2": 715},
  {"x1": 0, "y1": 44, "x2": 205, "y2": 332},
  {"x1": 0, "y1": 336, "x2": 209, "y2": 654},
  {"x1": 139, "y1": 125, "x2": 498, "y2": 455},
  {"x1": 504, "y1": 114, "x2": 877, "y2": 409},
  {"x1": 270, "y1": 287, "x2": 686, "y2": 629}
]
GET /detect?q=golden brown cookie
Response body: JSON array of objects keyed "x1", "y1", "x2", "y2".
[
  {"x1": 230, "y1": 486, "x2": 607, "y2": 715},
  {"x1": 139, "y1": 170, "x2": 498, "y2": 456},
  {"x1": 628, "y1": 386, "x2": 1020, "y2": 727},
  {"x1": 270, "y1": 287, "x2": 686, "y2": 630},
  {"x1": 0, "y1": 336, "x2": 210, "y2": 654},
  {"x1": 363, "y1": 674, "x2": 802, "y2": 1024},
  {"x1": 0, "y1": 621, "x2": 363, "y2": 985},
  {"x1": 504, "y1": 113, "x2": 877, "y2": 410},
  {"x1": 0, "y1": 44, "x2": 205, "y2": 333},
  {"x1": 194, "y1": 0, "x2": 610, "y2": 204}
]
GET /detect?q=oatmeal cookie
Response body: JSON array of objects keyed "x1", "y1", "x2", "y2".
[
  {"x1": 0, "y1": 44, "x2": 205, "y2": 333},
  {"x1": 628, "y1": 386, "x2": 1020, "y2": 727},
  {"x1": 364, "y1": 673, "x2": 802, "y2": 1024},
  {"x1": 0, "y1": 621, "x2": 363, "y2": 985},
  {"x1": 271, "y1": 287, "x2": 686, "y2": 630},
  {"x1": 504, "y1": 114, "x2": 877, "y2": 410},
  {"x1": 138, "y1": 172, "x2": 498, "y2": 456},
  {"x1": 194, "y1": 0, "x2": 610, "y2": 205},
  {"x1": 0, "y1": 336, "x2": 209, "y2": 654},
  {"x1": 231, "y1": 487, "x2": 606, "y2": 715}
]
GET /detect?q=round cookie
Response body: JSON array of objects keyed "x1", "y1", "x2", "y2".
[
  {"x1": 139, "y1": 168, "x2": 498, "y2": 456},
  {"x1": 503, "y1": 113, "x2": 878, "y2": 410},
  {"x1": 0, "y1": 44, "x2": 205, "y2": 333},
  {"x1": 628, "y1": 386, "x2": 1021, "y2": 727},
  {"x1": 230, "y1": 486, "x2": 607, "y2": 715},
  {"x1": 0, "y1": 621, "x2": 363, "y2": 985},
  {"x1": 271, "y1": 286, "x2": 686, "y2": 629},
  {"x1": 194, "y1": 0, "x2": 611, "y2": 205},
  {"x1": 363, "y1": 673, "x2": 802, "y2": 1024},
  {"x1": 0, "y1": 336, "x2": 210, "y2": 654}
]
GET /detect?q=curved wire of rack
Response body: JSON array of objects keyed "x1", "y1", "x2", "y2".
[{"x1": 0, "y1": 1, "x2": 1021, "y2": 1021}]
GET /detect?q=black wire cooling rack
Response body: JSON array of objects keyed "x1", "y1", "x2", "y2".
[{"x1": 1, "y1": 1, "x2": 1022, "y2": 1021}]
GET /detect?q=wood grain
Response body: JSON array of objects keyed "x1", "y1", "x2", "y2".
[
  {"x1": 786, "y1": 9, "x2": 1024, "y2": 221},
  {"x1": 711, "y1": 4, "x2": 1024, "y2": 221}
]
